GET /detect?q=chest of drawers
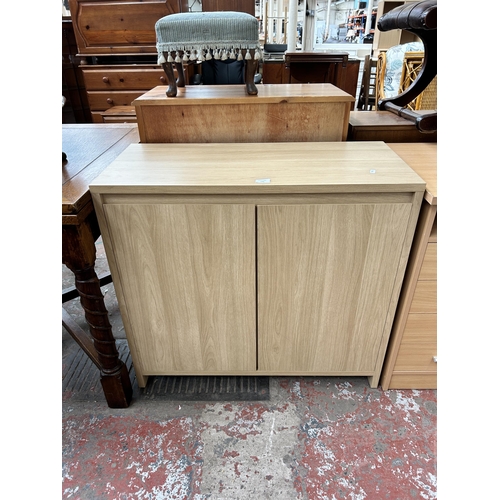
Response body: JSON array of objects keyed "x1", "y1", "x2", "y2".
[
  {"x1": 380, "y1": 143, "x2": 437, "y2": 389},
  {"x1": 69, "y1": 0, "x2": 187, "y2": 122},
  {"x1": 82, "y1": 64, "x2": 168, "y2": 121}
]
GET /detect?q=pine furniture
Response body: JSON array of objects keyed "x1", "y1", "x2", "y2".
[
  {"x1": 68, "y1": 0, "x2": 188, "y2": 122},
  {"x1": 133, "y1": 83, "x2": 354, "y2": 143}
]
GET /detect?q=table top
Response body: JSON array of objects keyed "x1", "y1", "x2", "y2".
[
  {"x1": 61, "y1": 123, "x2": 436, "y2": 207},
  {"x1": 90, "y1": 141, "x2": 425, "y2": 195},
  {"x1": 387, "y1": 142, "x2": 437, "y2": 205},
  {"x1": 133, "y1": 83, "x2": 354, "y2": 106},
  {"x1": 62, "y1": 124, "x2": 139, "y2": 216}
]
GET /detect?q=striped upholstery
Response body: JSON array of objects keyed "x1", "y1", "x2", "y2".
[{"x1": 156, "y1": 11, "x2": 261, "y2": 64}]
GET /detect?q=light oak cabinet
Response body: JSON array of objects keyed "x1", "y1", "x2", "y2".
[
  {"x1": 90, "y1": 142, "x2": 425, "y2": 388},
  {"x1": 381, "y1": 143, "x2": 437, "y2": 389}
]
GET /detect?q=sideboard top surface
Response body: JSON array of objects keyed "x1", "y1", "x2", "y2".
[
  {"x1": 90, "y1": 141, "x2": 425, "y2": 195},
  {"x1": 387, "y1": 143, "x2": 437, "y2": 205},
  {"x1": 133, "y1": 83, "x2": 355, "y2": 106}
]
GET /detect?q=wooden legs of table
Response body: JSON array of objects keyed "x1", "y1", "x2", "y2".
[{"x1": 62, "y1": 216, "x2": 133, "y2": 408}]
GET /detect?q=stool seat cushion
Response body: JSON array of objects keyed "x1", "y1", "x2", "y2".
[{"x1": 156, "y1": 11, "x2": 261, "y2": 64}]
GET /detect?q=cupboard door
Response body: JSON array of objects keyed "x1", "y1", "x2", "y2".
[
  {"x1": 104, "y1": 203, "x2": 256, "y2": 374},
  {"x1": 257, "y1": 203, "x2": 412, "y2": 374}
]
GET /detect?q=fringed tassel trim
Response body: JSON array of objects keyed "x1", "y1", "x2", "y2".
[{"x1": 157, "y1": 45, "x2": 261, "y2": 64}]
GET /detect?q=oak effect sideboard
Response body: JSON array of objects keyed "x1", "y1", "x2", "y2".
[{"x1": 90, "y1": 141, "x2": 425, "y2": 388}]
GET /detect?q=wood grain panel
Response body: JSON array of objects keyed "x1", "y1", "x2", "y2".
[
  {"x1": 257, "y1": 202, "x2": 412, "y2": 373},
  {"x1": 386, "y1": 373, "x2": 437, "y2": 389},
  {"x1": 409, "y1": 280, "x2": 437, "y2": 313},
  {"x1": 69, "y1": 0, "x2": 185, "y2": 54},
  {"x1": 90, "y1": 142, "x2": 426, "y2": 194},
  {"x1": 82, "y1": 67, "x2": 166, "y2": 90},
  {"x1": 137, "y1": 101, "x2": 350, "y2": 143},
  {"x1": 103, "y1": 203, "x2": 256, "y2": 376},
  {"x1": 393, "y1": 314, "x2": 437, "y2": 371},
  {"x1": 87, "y1": 90, "x2": 148, "y2": 110},
  {"x1": 420, "y1": 242, "x2": 437, "y2": 280}
]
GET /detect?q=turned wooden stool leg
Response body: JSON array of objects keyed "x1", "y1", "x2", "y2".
[
  {"x1": 245, "y1": 50, "x2": 258, "y2": 96},
  {"x1": 175, "y1": 60, "x2": 186, "y2": 88},
  {"x1": 161, "y1": 53, "x2": 178, "y2": 97}
]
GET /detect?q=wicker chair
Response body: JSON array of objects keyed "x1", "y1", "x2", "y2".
[
  {"x1": 398, "y1": 51, "x2": 437, "y2": 111},
  {"x1": 376, "y1": 44, "x2": 437, "y2": 111}
]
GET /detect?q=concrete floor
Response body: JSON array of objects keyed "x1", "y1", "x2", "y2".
[{"x1": 62, "y1": 238, "x2": 437, "y2": 499}]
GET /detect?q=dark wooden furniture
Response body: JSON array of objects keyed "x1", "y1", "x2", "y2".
[
  {"x1": 376, "y1": 0, "x2": 437, "y2": 132},
  {"x1": 62, "y1": 124, "x2": 139, "y2": 408},
  {"x1": 348, "y1": 111, "x2": 437, "y2": 142},
  {"x1": 262, "y1": 51, "x2": 360, "y2": 110},
  {"x1": 356, "y1": 55, "x2": 377, "y2": 111},
  {"x1": 202, "y1": 0, "x2": 255, "y2": 15},
  {"x1": 69, "y1": 0, "x2": 188, "y2": 122},
  {"x1": 62, "y1": 17, "x2": 91, "y2": 123},
  {"x1": 372, "y1": 0, "x2": 421, "y2": 57},
  {"x1": 68, "y1": 0, "x2": 257, "y2": 122}
]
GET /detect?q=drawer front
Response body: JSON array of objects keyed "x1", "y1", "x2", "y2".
[
  {"x1": 386, "y1": 373, "x2": 437, "y2": 390},
  {"x1": 409, "y1": 280, "x2": 437, "y2": 313},
  {"x1": 87, "y1": 91, "x2": 147, "y2": 110},
  {"x1": 103, "y1": 115, "x2": 138, "y2": 123},
  {"x1": 420, "y1": 242, "x2": 437, "y2": 280},
  {"x1": 394, "y1": 313, "x2": 437, "y2": 372},
  {"x1": 69, "y1": 0, "x2": 185, "y2": 54},
  {"x1": 82, "y1": 67, "x2": 167, "y2": 90}
]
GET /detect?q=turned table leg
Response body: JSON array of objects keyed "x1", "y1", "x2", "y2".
[{"x1": 63, "y1": 214, "x2": 133, "y2": 408}]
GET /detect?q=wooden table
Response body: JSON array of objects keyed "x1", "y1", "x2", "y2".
[
  {"x1": 133, "y1": 83, "x2": 354, "y2": 143},
  {"x1": 62, "y1": 123, "x2": 139, "y2": 408}
]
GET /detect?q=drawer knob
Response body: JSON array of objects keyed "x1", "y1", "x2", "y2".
[
  {"x1": 102, "y1": 77, "x2": 109, "y2": 83},
  {"x1": 106, "y1": 98, "x2": 114, "y2": 104},
  {"x1": 160, "y1": 76, "x2": 166, "y2": 83},
  {"x1": 432, "y1": 356, "x2": 438, "y2": 363}
]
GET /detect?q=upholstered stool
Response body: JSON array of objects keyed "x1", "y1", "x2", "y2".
[{"x1": 155, "y1": 11, "x2": 261, "y2": 97}]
